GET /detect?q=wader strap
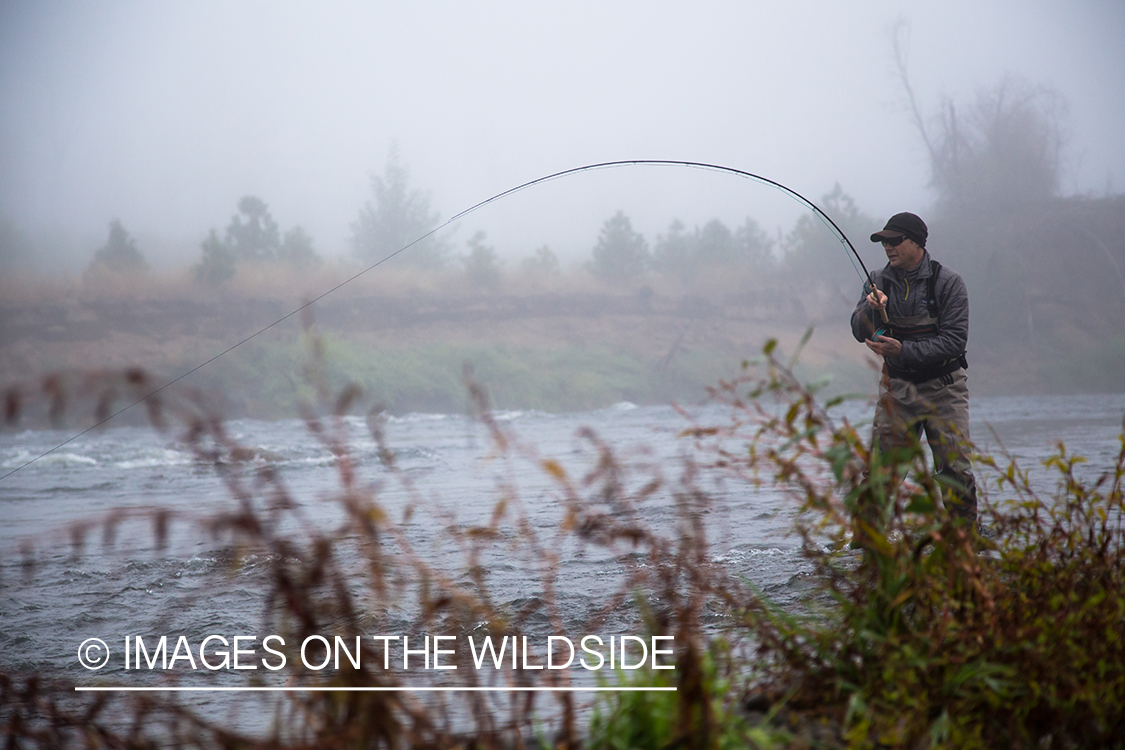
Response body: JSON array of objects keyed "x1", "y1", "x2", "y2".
[{"x1": 888, "y1": 357, "x2": 964, "y2": 385}]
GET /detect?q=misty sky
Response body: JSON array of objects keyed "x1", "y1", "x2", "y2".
[{"x1": 2, "y1": 0, "x2": 1123, "y2": 272}]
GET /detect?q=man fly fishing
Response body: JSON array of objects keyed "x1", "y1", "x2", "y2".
[{"x1": 851, "y1": 211, "x2": 978, "y2": 535}]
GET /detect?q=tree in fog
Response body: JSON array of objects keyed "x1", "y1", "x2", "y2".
[
  {"x1": 893, "y1": 25, "x2": 1064, "y2": 210},
  {"x1": 734, "y1": 217, "x2": 775, "y2": 272},
  {"x1": 654, "y1": 217, "x2": 774, "y2": 283},
  {"x1": 352, "y1": 147, "x2": 447, "y2": 269},
  {"x1": 195, "y1": 229, "x2": 237, "y2": 285},
  {"x1": 782, "y1": 184, "x2": 877, "y2": 272},
  {"x1": 195, "y1": 196, "x2": 318, "y2": 285},
  {"x1": 892, "y1": 24, "x2": 1081, "y2": 348},
  {"x1": 463, "y1": 230, "x2": 501, "y2": 289},
  {"x1": 226, "y1": 196, "x2": 281, "y2": 262},
  {"x1": 85, "y1": 219, "x2": 148, "y2": 278},
  {"x1": 521, "y1": 245, "x2": 560, "y2": 276},
  {"x1": 278, "y1": 226, "x2": 319, "y2": 268},
  {"x1": 695, "y1": 219, "x2": 739, "y2": 268},
  {"x1": 587, "y1": 211, "x2": 649, "y2": 283},
  {"x1": 652, "y1": 219, "x2": 694, "y2": 280},
  {"x1": 926, "y1": 79, "x2": 1064, "y2": 209}
]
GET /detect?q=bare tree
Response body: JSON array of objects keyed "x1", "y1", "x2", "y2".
[{"x1": 891, "y1": 21, "x2": 1066, "y2": 210}]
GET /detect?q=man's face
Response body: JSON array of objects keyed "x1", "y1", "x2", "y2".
[{"x1": 883, "y1": 236, "x2": 925, "y2": 270}]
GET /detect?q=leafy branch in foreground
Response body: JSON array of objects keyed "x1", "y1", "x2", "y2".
[{"x1": 681, "y1": 337, "x2": 1125, "y2": 748}]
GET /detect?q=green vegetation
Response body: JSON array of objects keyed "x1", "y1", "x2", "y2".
[
  {"x1": 198, "y1": 335, "x2": 748, "y2": 416},
  {"x1": 599, "y1": 339, "x2": 1125, "y2": 747},
  {"x1": 588, "y1": 651, "x2": 782, "y2": 750}
]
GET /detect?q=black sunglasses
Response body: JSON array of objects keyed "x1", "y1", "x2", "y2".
[{"x1": 881, "y1": 236, "x2": 907, "y2": 247}]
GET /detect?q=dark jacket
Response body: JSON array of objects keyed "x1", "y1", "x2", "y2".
[{"x1": 850, "y1": 250, "x2": 969, "y2": 378}]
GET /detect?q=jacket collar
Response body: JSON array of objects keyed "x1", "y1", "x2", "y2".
[{"x1": 885, "y1": 250, "x2": 932, "y2": 282}]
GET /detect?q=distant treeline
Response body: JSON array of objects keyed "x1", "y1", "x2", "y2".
[{"x1": 6, "y1": 75, "x2": 1123, "y2": 403}]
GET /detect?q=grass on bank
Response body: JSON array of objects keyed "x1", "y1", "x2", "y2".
[
  {"x1": 180, "y1": 332, "x2": 876, "y2": 419},
  {"x1": 2, "y1": 338, "x2": 1123, "y2": 748},
  {"x1": 187, "y1": 335, "x2": 834, "y2": 417}
]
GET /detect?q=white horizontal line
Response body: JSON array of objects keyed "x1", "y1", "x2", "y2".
[{"x1": 75, "y1": 686, "x2": 676, "y2": 693}]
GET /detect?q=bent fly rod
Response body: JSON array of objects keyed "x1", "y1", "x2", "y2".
[{"x1": 3, "y1": 159, "x2": 884, "y2": 481}]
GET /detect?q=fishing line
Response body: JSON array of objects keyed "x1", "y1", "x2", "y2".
[{"x1": 2, "y1": 160, "x2": 875, "y2": 481}]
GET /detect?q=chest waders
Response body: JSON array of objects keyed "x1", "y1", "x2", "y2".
[{"x1": 884, "y1": 260, "x2": 968, "y2": 384}]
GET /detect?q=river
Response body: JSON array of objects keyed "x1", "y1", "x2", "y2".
[{"x1": 2, "y1": 391, "x2": 1123, "y2": 735}]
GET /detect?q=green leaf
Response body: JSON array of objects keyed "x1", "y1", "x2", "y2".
[{"x1": 905, "y1": 494, "x2": 936, "y2": 514}]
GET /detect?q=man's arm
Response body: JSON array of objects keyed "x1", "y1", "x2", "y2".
[{"x1": 851, "y1": 276, "x2": 883, "y2": 342}]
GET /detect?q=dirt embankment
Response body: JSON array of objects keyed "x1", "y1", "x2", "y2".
[
  {"x1": 6, "y1": 271, "x2": 1117, "y2": 418},
  {"x1": 1, "y1": 286, "x2": 871, "y2": 414}
]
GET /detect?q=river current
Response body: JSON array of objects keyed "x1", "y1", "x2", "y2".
[{"x1": 2, "y1": 391, "x2": 1123, "y2": 732}]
